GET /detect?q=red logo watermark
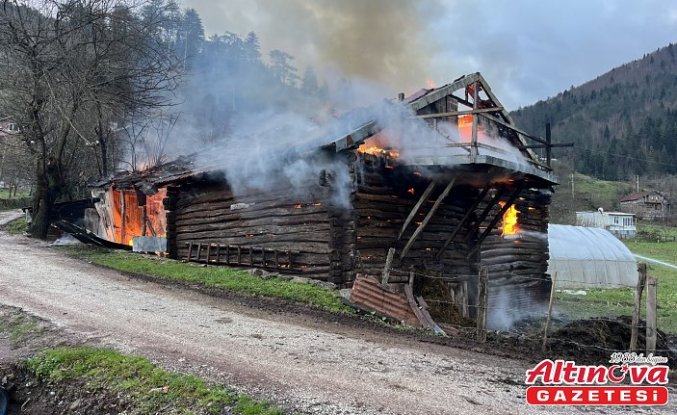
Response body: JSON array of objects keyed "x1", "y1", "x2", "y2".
[{"x1": 525, "y1": 354, "x2": 669, "y2": 406}]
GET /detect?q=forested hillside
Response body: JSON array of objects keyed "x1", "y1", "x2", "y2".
[{"x1": 512, "y1": 44, "x2": 677, "y2": 180}]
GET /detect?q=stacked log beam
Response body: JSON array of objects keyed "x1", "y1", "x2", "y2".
[
  {"x1": 174, "y1": 180, "x2": 332, "y2": 279},
  {"x1": 477, "y1": 187, "x2": 553, "y2": 318},
  {"x1": 353, "y1": 154, "x2": 475, "y2": 282}
]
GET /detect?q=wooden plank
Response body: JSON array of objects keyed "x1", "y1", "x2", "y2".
[
  {"x1": 186, "y1": 242, "x2": 193, "y2": 261},
  {"x1": 468, "y1": 183, "x2": 525, "y2": 258},
  {"x1": 400, "y1": 179, "x2": 456, "y2": 259},
  {"x1": 196, "y1": 243, "x2": 202, "y2": 262},
  {"x1": 542, "y1": 272, "x2": 558, "y2": 352},
  {"x1": 436, "y1": 186, "x2": 490, "y2": 259},
  {"x1": 630, "y1": 263, "x2": 647, "y2": 351},
  {"x1": 646, "y1": 276, "x2": 657, "y2": 354},
  {"x1": 465, "y1": 188, "x2": 506, "y2": 243},
  {"x1": 381, "y1": 247, "x2": 396, "y2": 286},
  {"x1": 416, "y1": 106, "x2": 503, "y2": 119},
  {"x1": 397, "y1": 180, "x2": 436, "y2": 240}
]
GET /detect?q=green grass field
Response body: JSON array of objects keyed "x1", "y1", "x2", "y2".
[
  {"x1": 57, "y1": 245, "x2": 353, "y2": 314},
  {"x1": 0, "y1": 188, "x2": 29, "y2": 199},
  {"x1": 555, "y1": 224, "x2": 677, "y2": 333}
]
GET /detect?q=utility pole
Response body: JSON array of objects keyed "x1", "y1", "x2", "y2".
[{"x1": 571, "y1": 172, "x2": 575, "y2": 200}]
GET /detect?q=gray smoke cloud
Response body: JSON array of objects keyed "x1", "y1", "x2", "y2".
[
  {"x1": 184, "y1": 0, "x2": 442, "y2": 94},
  {"x1": 183, "y1": 0, "x2": 677, "y2": 110}
]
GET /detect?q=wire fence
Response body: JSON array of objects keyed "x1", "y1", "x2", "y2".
[{"x1": 408, "y1": 263, "x2": 675, "y2": 361}]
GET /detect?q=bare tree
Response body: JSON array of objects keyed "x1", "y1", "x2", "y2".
[{"x1": 0, "y1": 0, "x2": 179, "y2": 238}]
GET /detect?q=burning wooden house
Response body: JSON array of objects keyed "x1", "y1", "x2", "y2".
[{"x1": 86, "y1": 73, "x2": 558, "y2": 328}]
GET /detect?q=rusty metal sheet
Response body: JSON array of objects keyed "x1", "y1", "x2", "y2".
[{"x1": 349, "y1": 275, "x2": 420, "y2": 326}]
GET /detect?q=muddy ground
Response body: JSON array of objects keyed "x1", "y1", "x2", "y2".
[{"x1": 0, "y1": 210, "x2": 675, "y2": 414}]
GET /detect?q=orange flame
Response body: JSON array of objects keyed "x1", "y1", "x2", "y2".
[
  {"x1": 425, "y1": 78, "x2": 436, "y2": 89},
  {"x1": 357, "y1": 144, "x2": 400, "y2": 158},
  {"x1": 407, "y1": 187, "x2": 415, "y2": 195},
  {"x1": 293, "y1": 204, "x2": 303, "y2": 209},
  {"x1": 357, "y1": 132, "x2": 400, "y2": 158},
  {"x1": 499, "y1": 202, "x2": 520, "y2": 236}
]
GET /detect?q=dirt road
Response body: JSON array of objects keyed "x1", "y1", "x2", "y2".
[{"x1": 0, "y1": 212, "x2": 671, "y2": 414}]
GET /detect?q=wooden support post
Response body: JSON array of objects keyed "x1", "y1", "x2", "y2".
[
  {"x1": 187, "y1": 242, "x2": 193, "y2": 261},
  {"x1": 206, "y1": 244, "x2": 212, "y2": 263},
  {"x1": 468, "y1": 183, "x2": 525, "y2": 258},
  {"x1": 476, "y1": 267, "x2": 488, "y2": 342},
  {"x1": 274, "y1": 250, "x2": 279, "y2": 269},
  {"x1": 225, "y1": 245, "x2": 230, "y2": 264},
  {"x1": 542, "y1": 272, "x2": 558, "y2": 352},
  {"x1": 646, "y1": 276, "x2": 657, "y2": 354},
  {"x1": 460, "y1": 281, "x2": 468, "y2": 318},
  {"x1": 382, "y1": 247, "x2": 395, "y2": 286},
  {"x1": 630, "y1": 263, "x2": 647, "y2": 351},
  {"x1": 470, "y1": 81, "x2": 479, "y2": 163},
  {"x1": 400, "y1": 179, "x2": 456, "y2": 259},
  {"x1": 215, "y1": 245, "x2": 221, "y2": 263},
  {"x1": 237, "y1": 246, "x2": 241, "y2": 265},
  {"x1": 261, "y1": 248, "x2": 266, "y2": 268},
  {"x1": 248, "y1": 247, "x2": 253, "y2": 266},
  {"x1": 436, "y1": 186, "x2": 490, "y2": 259},
  {"x1": 465, "y1": 188, "x2": 506, "y2": 243},
  {"x1": 398, "y1": 180, "x2": 437, "y2": 240}
]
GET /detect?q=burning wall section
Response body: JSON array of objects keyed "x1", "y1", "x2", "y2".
[{"x1": 93, "y1": 187, "x2": 167, "y2": 246}]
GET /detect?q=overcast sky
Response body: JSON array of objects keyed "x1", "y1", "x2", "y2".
[{"x1": 181, "y1": 0, "x2": 677, "y2": 110}]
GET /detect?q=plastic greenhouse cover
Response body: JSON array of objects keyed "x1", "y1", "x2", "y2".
[{"x1": 548, "y1": 224, "x2": 636, "y2": 261}]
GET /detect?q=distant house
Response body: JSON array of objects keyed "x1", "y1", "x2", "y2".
[
  {"x1": 620, "y1": 192, "x2": 671, "y2": 221},
  {"x1": 575, "y1": 210, "x2": 636, "y2": 239}
]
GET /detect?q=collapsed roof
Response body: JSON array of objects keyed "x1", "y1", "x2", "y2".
[{"x1": 93, "y1": 72, "x2": 557, "y2": 192}]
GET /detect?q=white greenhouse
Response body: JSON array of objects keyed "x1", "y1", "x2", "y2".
[{"x1": 547, "y1": 224, "x2": 638, "y2": 288}]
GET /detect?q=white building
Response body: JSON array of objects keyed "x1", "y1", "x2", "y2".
[{"x1": 575, "y1": 209, "x2": 636, "y2": 239}]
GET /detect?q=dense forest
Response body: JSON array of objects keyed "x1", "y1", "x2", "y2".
[{"x1": 512, "y1": 44, "x2": 677, "y2": 180}]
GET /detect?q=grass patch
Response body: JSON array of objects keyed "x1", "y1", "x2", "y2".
[
  {"x1": 556, "y1": 239, "x2": 677, "y2": 333},
  {"x1": 25, "y1": 346, "x2": 283, "y2": 415},
  {"x1": 0, "y1": 188, "x2": 29, "y2": 199},
  {"x1": 57, "y1": 245, "x2": 353, "y2": 314},
  {"x1": 2, "y1": 216, "x2": 28, "y2": 234},
  {"x1": 0, "y1": 312, "x2": 43, "y2": 347},
  {"x1": 555, "y1": 288, "x2": 635, "y2": 322}
]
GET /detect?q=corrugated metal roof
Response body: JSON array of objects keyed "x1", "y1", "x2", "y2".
[{"x1": 349, "y1": 275, "x2": 420, "y2": 326}]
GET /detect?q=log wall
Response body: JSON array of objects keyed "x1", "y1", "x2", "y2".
[
  {"x1": 171, "y1": 179, "x2": 333, "y2": 279},
  {"x1": 353, "y1": 154, "x2": 475, "y2": 283},
  {"x1": 477, "y1": 187, "x2": 552, "y2": 328}
]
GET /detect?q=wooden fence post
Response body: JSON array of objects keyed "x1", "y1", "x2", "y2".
[
  {"x1": 542, "y1": 272, "x2": 558, "y2": 352},
  {"x1": 630, "y1": 263, "x2": 647, "y2": 351},
  {"x1": 646, "y1": 276, "x2": 657, "y2": 354},
  {"x1": 476, "y1": 267, "x2": 488, "y2": 342}
]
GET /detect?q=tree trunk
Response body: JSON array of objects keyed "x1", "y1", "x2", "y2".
[{"x1": 28, "y1": 157, "x2": 62, "y2": 239}]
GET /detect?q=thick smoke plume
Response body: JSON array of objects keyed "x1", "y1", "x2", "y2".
[{"x1": 185, "y1": 0, "x2": 444, "y2": 92}]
